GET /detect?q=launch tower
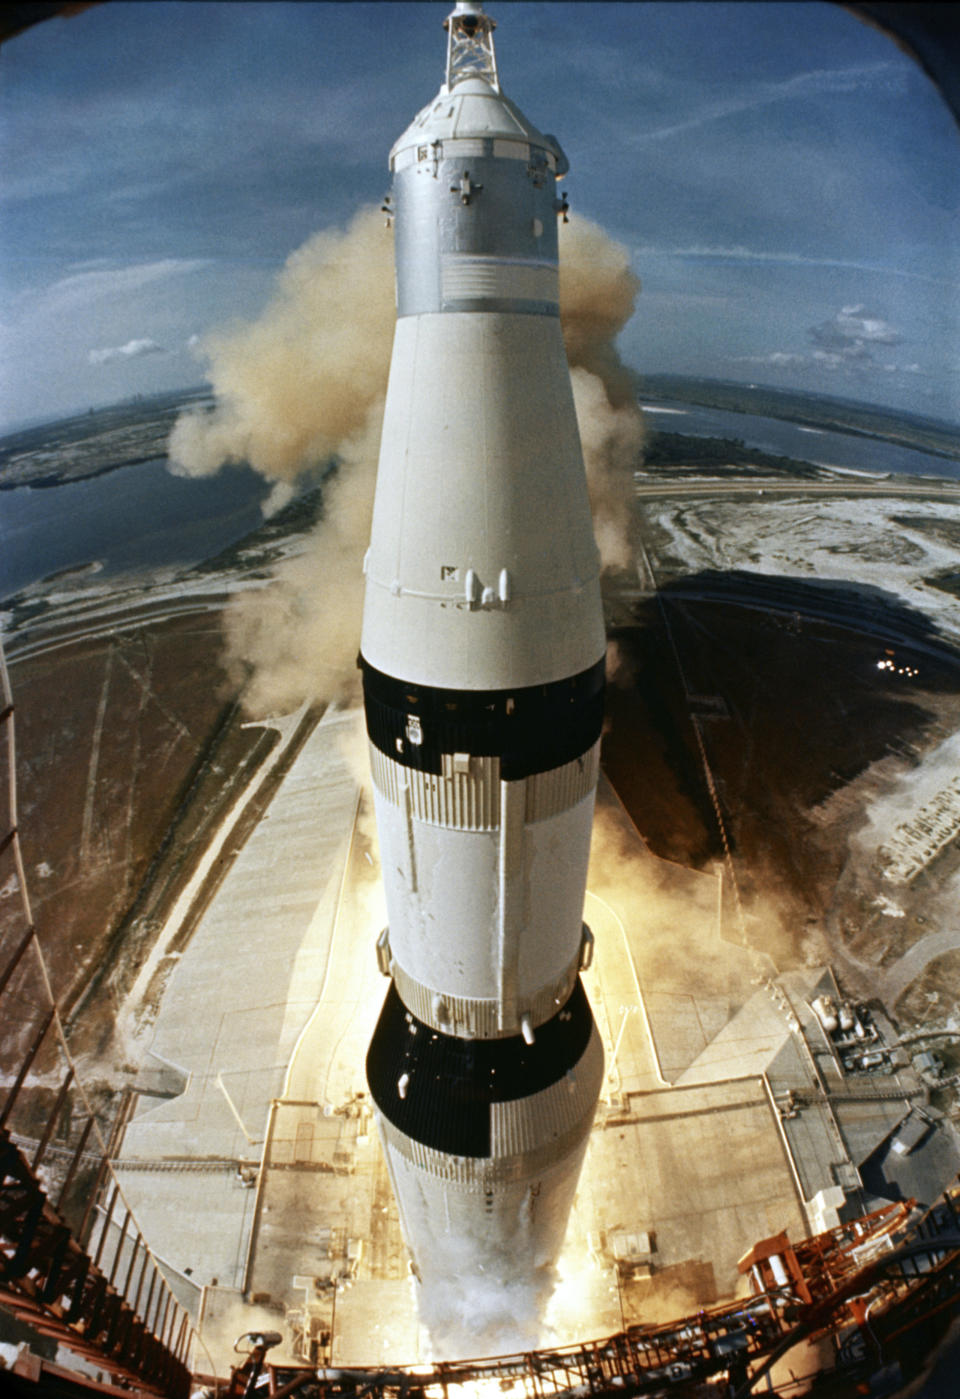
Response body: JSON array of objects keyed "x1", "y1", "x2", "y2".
[{"x1": 361, "y1": 2, "x2": 605, "y2": 1332}]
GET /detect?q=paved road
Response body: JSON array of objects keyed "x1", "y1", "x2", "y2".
[
  {"x1": 883, "y1": 927, "x2": 960, "y2": 1007},
  {"x1": 637, "y1": 475, "x2": 960, "y2": 503},
  {"x1": 4, "y1": 592, "x2": 237, "y2": 662}
]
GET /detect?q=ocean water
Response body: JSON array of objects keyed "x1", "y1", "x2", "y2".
[
  {"x1": 2, "y1": 407, "x2": 956, "y2": 602},
  {"x1": 641, "y1": 402, "x2": 960, "y2": 480},
  {"x1": 1, "y1": 457, "x2": 270, "y2": 599}
]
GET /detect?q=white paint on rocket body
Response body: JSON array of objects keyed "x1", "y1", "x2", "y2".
[
  {"x1": 361, "y1": 313, "x2": 604, "y2": 691},
  {"x1": 371, "y1": 759, "x2": 597, "y2": 1030},
  {"x1": 361, "y1": 4, "x2": 605, "y2": 1314}
]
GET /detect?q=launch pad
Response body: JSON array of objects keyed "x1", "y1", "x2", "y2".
[
  {"x1": 5, "y1": 666, "x2": 960, "y2": 1392},
  {"x1": 4, "y1": 2, "x2": 960, "y2": 1388},
  {"x1": 7, "y1": 482, "x2": 960, "y2": 1391},
  {"x1": 72, "y1": 704, "x2": 938, "y2": 1375}
]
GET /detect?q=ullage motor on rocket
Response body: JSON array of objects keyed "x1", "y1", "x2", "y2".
[{"x1": 361, "y1": 2, "x2": 606, "y2": 1302}]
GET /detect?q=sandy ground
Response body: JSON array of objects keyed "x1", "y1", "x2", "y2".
[
  {"x1": 649, "y1": 496, "x2": 960, "y2": 646},
  {"x1": 636, "y1": 491, "x2": 960, "y2": 1023}
]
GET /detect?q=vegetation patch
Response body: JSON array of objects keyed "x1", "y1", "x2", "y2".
[
  {"x1": 924, "y1": 571, "x2": 960, "y2": 599},
  {"x1": 643, "y1": 430, "x2": 821, "y2": 479},
  {"x1": 893, "y1": 516, "x2": 960, "y2": 550}
]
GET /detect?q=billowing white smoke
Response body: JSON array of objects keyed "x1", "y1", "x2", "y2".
[
  {"x1": 168, "y1": 209, "x2": 642, "y2": 714},
  {"x1": 170, "y1": 207, "x2": 395, "y2": 484},
  {"x1": 419, "y1": 1254, "x2": 555, "y2": 1360},
  {"x1": 573, "y1": 365, "x2": 643, "y2": 572},
  {"x1": 560, "y1": 216, "x2": 645, "y2": 573},
  {"x1": 169, "y1": 207, "x2": 394, "y2": 710},
  {"x1": 219, "y1": 409, "x2": 383, "y2": 711}
]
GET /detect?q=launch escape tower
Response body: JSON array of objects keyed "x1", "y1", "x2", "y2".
[{"x1": 361, "y1": 3, "x2": 605, "y2": 1310}]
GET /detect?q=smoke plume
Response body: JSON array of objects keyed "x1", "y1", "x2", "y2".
[
  {"x1": 559, "y1": 215, "x2": 643, "y2": 408},
  {"x1": 419, "y1": 1260, "x2": 553, "y2": 1360},
  {"x1": 572, "y1": 366, "x2": 643, "y2": 573},
  {"x1": 219, "y1": 408, "x2": 382, "y2": 712},
  {"x1": 169, "y1": 206, "x2": 393, "y2": 712},
  {"x1": 168, "y1": 208, "x2": 642, "y2": 715},
  {"x1": 559, "y1": 216, "x2": 645, "y2": 574},
  {"x1": 169, "y1": 206, "x2": 395, "y2": 483}
]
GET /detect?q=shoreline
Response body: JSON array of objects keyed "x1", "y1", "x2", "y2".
[
  {"x1": 0, "y1": 452, "x2": 171, "y2": 492},
  {"x1": 640, "y1": 383, "x2": 960, "y2": 464}
]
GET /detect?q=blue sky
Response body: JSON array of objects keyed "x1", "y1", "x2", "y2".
[{"x1": 1, "y1": 0, "x2": 958, "y2": 430}]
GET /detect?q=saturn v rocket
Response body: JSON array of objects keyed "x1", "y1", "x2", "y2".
[{"x1": 362, "y1": 2, "x2": 605, "y2": 1311}]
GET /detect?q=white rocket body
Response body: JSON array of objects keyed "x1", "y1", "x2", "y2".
[{"x1": 362, "y1": 3, "x2": 604, "y2": 1317}]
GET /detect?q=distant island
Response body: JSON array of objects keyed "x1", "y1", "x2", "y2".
[
  {"x1": 640, "y1": 374, "x2": 960, "y2": 463},
  {"x1": 642, "y1": 429, "x2": 825, "y2": 479},
  {"x1": 0, "y1": 388, "x2": 213, "y2": 490},
  {"x1": 3, "y1": 378, "x2": 959, "y2": 493}
]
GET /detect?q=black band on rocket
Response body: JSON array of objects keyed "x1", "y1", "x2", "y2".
[
  {"x1": 359, "y1": 655, "x2": 605, "y2": 780},
  {"x1": 366, "y1": 979, "x2": 594, "y2": 1158}
]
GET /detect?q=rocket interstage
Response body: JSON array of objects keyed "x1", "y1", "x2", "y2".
[{"x1": 361, "y1": 1, "x2": 605, "y2": 1318}]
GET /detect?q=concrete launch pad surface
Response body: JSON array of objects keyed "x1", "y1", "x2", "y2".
[
  {"x1": 576, "y1": 786, "x2": 807, "y2": 1318},
  {"x1": 74, "y1": 678, "x2": 951, "y2": 1376},
  {"x1": 103, "y1": 706, "x2": 379, "y2": 1361},
  {"x1": 582, "y1": 1083, "x2": 805, "y2": 1315},
  {"x1": 93, "y1": 717, "x2": 873, "y2": 1371},
  {"x1": 332, "y1": 1281, "x2": 421, "y2": 1367},
  {"x1": 119, "y1": 705, "x2": 364, "y2": 1166}
]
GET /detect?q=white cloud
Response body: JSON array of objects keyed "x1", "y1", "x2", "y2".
[
  {"x1": 736, "y1": 341, "x2": 928, "y2": 385},
  {"x1": 809, "y1": 306, "x2": 902, "y2": 360},
  {"x1": 88, "y1": 338, "x2": 166, "y2": 366},
  {"x1": 880, "y1": 360, "x2": 923, "y2": 376},
  {"x1": 632, "y1": 244, "x2": 953, "y2": 287},
  {"x1": 764, "y1": 351, "x2": 808, "y2": 366},
  {"x1": 631, "y1": 63, "x2": 906, "y2": 143},
  {"x1": 23, "y1": 259, "x2": 208, "y2": 319},
  {"x1": 810, "y1": 349, "x2": 849, "y2": 367},
  {"x1": 734, "y1": 351, "x2": 817, "y2": 370},
  {"x1": 835, "y1": 305, "x2": 902, "y2": 344}
]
